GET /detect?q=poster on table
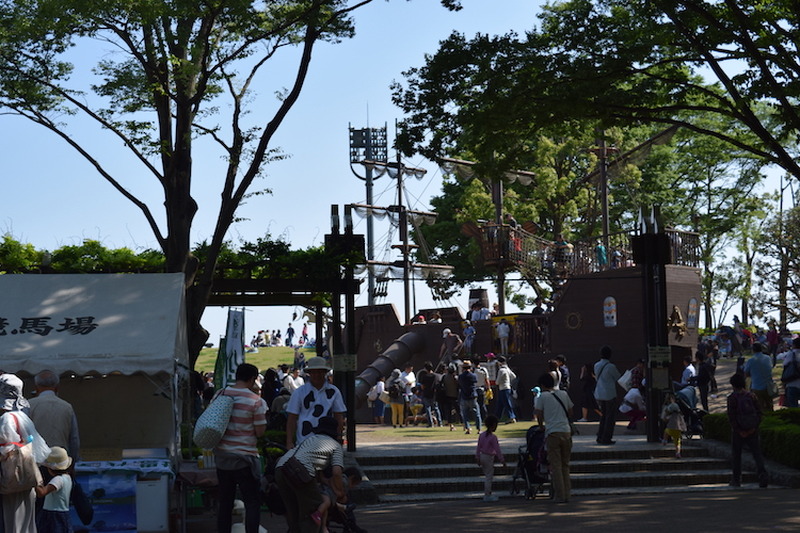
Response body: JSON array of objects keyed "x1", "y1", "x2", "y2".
[{"x1": 71, "y1": 472, "x2": 137, "y2": 532}]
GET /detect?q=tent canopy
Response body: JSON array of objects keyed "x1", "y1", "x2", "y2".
[{"x1": 0, "y1": 273, "x2": 188, "y2": 376}]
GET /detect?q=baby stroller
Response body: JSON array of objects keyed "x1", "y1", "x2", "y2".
[
  {"x1": 675, "y1": 386, "x2": 706, "y2": 439},
  {"x1": 511, "y1": 425, "x2": 551, "y2": 499}
]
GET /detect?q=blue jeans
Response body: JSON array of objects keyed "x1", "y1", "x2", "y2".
[
  {"x1": 460, "y1": 398, "x2": 481, "y2": 431},
  {"x1": 422, "y1": 397, "x2": 441, "y2": 426},
  {"x1": 496, "y1": 388, "x2": 517, "y2": 421},
  {"x1": 786, "y1": 386, "x2": 800, "y2": 408}
]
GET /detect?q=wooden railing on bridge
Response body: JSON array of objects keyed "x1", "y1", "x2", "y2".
[{"x1": 463, "y1": 222, "x2": 701, "y2": 283}]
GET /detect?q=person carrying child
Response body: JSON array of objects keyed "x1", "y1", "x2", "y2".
[
  {"x1": 475, "y1": 414, "x2": 506, "y2": 502},
  {"x1": 35, "y1": 447, "x2": 73, "y2": 533},
  {"x1": 660, "y1": 393, "x2": 686, "y2": 458}
]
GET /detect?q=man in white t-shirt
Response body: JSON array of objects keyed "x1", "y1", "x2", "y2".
[
  {"x1": 534, "y1": 372, "x2": 574, "y2": 504},
  {"x1": 285, "y1": 357, "x2": 346, "y2": 449},
  {"x1": 283, "y1": 367, "x2": 304, "y2": 393},
  {"x1": 496, "y1": 319, "x2": 511, "y2": 355}
]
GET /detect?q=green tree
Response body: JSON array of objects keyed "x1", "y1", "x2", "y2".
[
  {"x1": 753, "y1": 201, "x2": 800, "y2": 328},
  {"x1": 0, "y1": 1, "x2": 457, "y2": 365},
  {"x1": 0, "y1": 235, "x2": 43, "y2": 273},
  {"x1": 398, "y1": 1, "x2": 800, "y2": 182}
]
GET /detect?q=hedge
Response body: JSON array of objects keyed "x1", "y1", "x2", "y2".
[{"x1": 703, "y1": 408, "x2": 800, "y2": 469}]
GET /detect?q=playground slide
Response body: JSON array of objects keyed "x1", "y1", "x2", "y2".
[{"x1": 354, "y1": 331, "x2": 425, "y2": 403}]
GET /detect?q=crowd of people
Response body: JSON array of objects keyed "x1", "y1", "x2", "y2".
[
  {"x1": 200, "y1": 319, "x2": 798, "y2": 532},
  {"x1": 209, "y1": 357, "x2": 368, "y2": 533},
  {"x1": 251, "y1": 322, "x2": 311, "y2": 349}
]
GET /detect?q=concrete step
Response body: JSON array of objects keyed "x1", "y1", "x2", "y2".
[
  {"x1": 363, "y1": 456, "x2": 727, "y2": 481},
  {"x1": 377, "y1": 481, "x2": 779, "y2": 503},
  {"x1": 356, "y1": 444, "x2": 708, "y2": 467},
  {"x1": 370, "y1": 468, "x2": 754, "y2": 495}
]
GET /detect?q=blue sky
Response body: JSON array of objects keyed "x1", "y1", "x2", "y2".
[
  {"x1": 0, "y1": 1, "x2": 542, "y2": 344},
  {"x1": 1, "y1": 1, "x2": 794, "y2": 345}
]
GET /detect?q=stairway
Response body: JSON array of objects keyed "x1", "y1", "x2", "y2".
[{"x1": 354, "y1": 439, "x2": 766, "y2": 503}]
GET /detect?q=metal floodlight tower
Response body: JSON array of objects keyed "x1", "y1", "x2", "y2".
[{"x1": 349, "y1": 124, "x2": 388, "y2": 306}]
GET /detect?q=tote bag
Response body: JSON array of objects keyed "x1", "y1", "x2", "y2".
[
  {"x1": 0, "y1": 414, "x2": 42, "y2": 494},
  {"x1": 193, "y1": 389, "x2": 235, "y2": 449},
  {"x1": 617, "y1": 369, "x2": 633, "y2": 391}
]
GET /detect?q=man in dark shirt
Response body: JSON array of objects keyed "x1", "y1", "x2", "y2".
[
  {"x1": 417, "y1": 362, "x2": 442, "y2": 427},
  {"x1": 458, "y1": 361, "x2": 481, "y2": 434}
]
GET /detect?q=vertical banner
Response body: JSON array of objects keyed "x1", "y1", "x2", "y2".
[
  {"x1": 213, "y1": 336, "x2": 227, "y2": 390},
  {"x1": 214, "y1": 308, "x2": 245, "y2": 389}
]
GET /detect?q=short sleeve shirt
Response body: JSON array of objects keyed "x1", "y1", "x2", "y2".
[
  {"x1": 44, "y1": 473, "x2": 73, "y2": 512},
  {"x1": 287, "y1": 382, "x2": 346, "y2": 444},
  {"x1": 216, "y1": 387, "x2": 268, "y2": 457},
  {"x1": 534, "y1": 390, "x2": 573, "y2": 436}
]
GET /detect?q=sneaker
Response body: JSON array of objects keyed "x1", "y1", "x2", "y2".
[
  {"x1": 728, "y1": 480, "x2": 741, "y2": 487},
  {"x1": 675, "y1": 452, "x2": 681, "y2": 459},
  {"x1": 483, "y1": 494, "x2": 499, "y2": 502},
  {"x1": 577, "y1": 418, "x2": 588, "y2": 422}
]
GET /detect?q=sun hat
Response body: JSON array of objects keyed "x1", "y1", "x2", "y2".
[
  {"x1": 442, "y1": 328, "x2": 451, "y2": 338},
  {"x1": 305, "y1": 357, "x2": 331, "y2": 371},
  {"x1": 0, "y1": 374, "x2": 29, "y2": 412},
  {"x1": 44, "y1": 446, "x2": 72, "y2": 471}
]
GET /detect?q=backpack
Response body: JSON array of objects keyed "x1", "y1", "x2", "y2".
[
  {"x1": 559, "y1": 367, "x2": 571, "y2": 391},
  {"x1": 734, "y1": 392, "x2": 761, "y2": 431},
  {"x1": 387, "y1": 382, "x2": 402, "y2": 399}
]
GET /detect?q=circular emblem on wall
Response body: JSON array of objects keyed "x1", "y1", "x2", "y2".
[{"x1": 565, "y1": 311, "x2": 582, "y2": 330}]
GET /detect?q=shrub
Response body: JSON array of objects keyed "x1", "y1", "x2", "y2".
[{"x1": 704, "y1": 408, "x2": 800, "y2": 469}]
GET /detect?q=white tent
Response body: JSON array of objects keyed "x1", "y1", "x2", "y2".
[{"x1": 0, "y1": 273, "x2": 189, "y2": 454}]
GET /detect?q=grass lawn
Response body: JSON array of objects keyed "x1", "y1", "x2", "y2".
[
  {"x1": 355, "y1": 421, "x2": 535, "y2": 443},
  {"x1": 194, "y1": 346, "x2": 318, "y2": 374}
]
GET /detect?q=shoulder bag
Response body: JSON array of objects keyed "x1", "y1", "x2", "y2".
[
  {"x1": 0, "y1": 413, "x2": 43, "y2": 494},
  {"x1": 193, "y1": 388, "x2": 235, "y2": 449},
  {"x1": 767, "y1": 380, "x2": 780, "y2": 399},
  {"x1": 278, "y1": 440, "x2": 314, "y2": 487},
  {"x1": 71, "y1": 478, "x2": 94, "y2": 525},
  {"x1": 551, "y1": 391, "x2": 579, "y2": 435},
  {"x1": 617, "y1": 368, "x2": 633, "y2": 391},
  {"x1": 781, "y1": 351, "x2": 800, "y2": 384}
]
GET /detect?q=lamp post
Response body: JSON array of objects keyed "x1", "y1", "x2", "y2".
[{"x1": 349, "y1": 124, "x2": 388, "y2": 306}]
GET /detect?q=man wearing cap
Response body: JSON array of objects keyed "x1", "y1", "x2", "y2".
[
  {"x1": 286, "y1": 357, "x2": 346, "y2": 449},
  {"x1": 439, "y1": 328, "x2": 463, "y2": 366},
  {"x1": 276, "y1": 416, "x2": 346, "y2": 533}
]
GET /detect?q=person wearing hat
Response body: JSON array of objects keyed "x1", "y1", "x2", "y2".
[
  {"x1": 275, "y1": 416, "x2": 346, "y2": 533},
  {"x1": 34, "y1": 446, "x2": 73, "y2": 532},
  {"x1": 0, "y1": 373, "x2": 53, "y2": 532},
  {"x1": 286, "y1": 357, "x2": 346, "y2": 449},
  {"x1": 439, "y1": 328, "x2": 463, "y2": 367}
]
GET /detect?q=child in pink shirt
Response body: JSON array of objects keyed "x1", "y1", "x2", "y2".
[{"x1": 476, "y1": 414, "x2": 506, "y2": 502}]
